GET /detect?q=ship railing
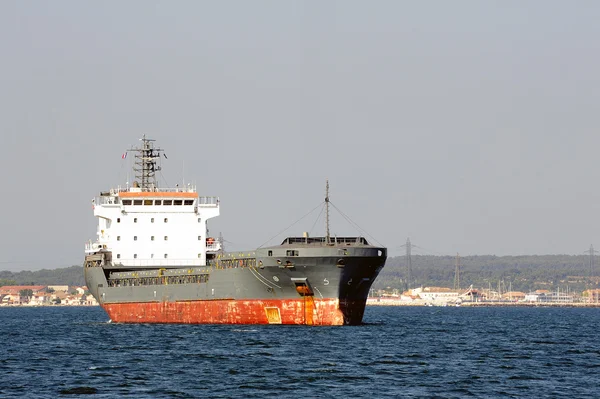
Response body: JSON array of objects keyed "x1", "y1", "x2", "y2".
[
  {"x1": 106, "y1": 186, "x2": 198, "y2": 194},
  {"x1": 114, "y1": 259, "x2": 203, "y2": 267},
  {"x1": 115, "y1": 185, "x2": 197, "y2": 193},
  {"x1": 206, "y1": 241, "x2": 222, "y2": 251},
  {"x1": 197, "y1": 196, "x2": 219, "y2": 206},
  {"x1": 281, "y1": 236, "x2": 370, "y2": 245},
  {"x1": 94, "y1": 196, "x2": 119, "y2": 206},
  {"x1": 94, "y1": 193, "x2": 219, "y2": 207},
  {"x1": 84, "y1": 241, "x2": 107, "y2": 252}
]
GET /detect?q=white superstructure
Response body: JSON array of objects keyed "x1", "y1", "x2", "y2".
[{"x1": 85, "y1": 137, "x2": 220, "y2": 267}]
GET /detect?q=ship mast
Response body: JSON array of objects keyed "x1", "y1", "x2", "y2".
[
  {"x1": 325, "y1": 179, "x2": 330, "y2": 244},
  {"x1": 131, "y1": 135, "x2": 163, "y2": 191}
]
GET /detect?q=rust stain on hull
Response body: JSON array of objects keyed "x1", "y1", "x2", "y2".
[{"x1": 103, "y1": 298, "x2": 345, "y2": 325}]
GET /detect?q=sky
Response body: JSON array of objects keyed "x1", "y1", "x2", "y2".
[{"x1": 1, "y1": 1, "x2": 599, "y2": 271}]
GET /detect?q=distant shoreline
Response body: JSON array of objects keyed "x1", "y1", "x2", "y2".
[
  {"x1": 0, "y1": 304, "x2": 98, "y2": 308},
  {"x1": 367, "y1": 301, "x2": 600, "y2": 308}
]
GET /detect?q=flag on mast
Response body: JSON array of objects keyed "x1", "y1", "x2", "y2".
[{"x1": 122, "y1": 152, "x2": 128, "y2": 159}]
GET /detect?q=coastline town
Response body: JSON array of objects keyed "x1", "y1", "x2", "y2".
[
  {"x1": 368, "y1": 286, "x2": 600, "y2": 307},
  {"x1": 2, "y1": 284, "x2": 600, "y2": 308},
  {"x1": 0, "y1": 285, "x2": 98, "y2": 306}
]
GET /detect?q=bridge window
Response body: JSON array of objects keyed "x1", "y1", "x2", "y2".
[
  {"x1": 151, "y1": 218, "x2": 154, "y2": 223},
  {"x1": 198, "y1": 236, "x2": 202, "y2": 240},
  {"x1": 122, "y1": 200, "x2": 132, "y2": 205},
  {"x1": 164, "y1": 254, "x2": 168, "y2": 259},
  {"x1": 151, "y1": 236, "x2": 155, "y2": 241},
  {"x1": 198, "y1": 218, "x2": 201, "y2": 223},
  {"x1": 198, "y1": 254, "x2": 201, "y2": 258},
  {"x1": 133, "y1": 200, "x2": 143, "y2": 205},
  {"x1": 134, "y1": 236, "x2": 137, "y2": 241},
  {"x1": 134, "y1": 218, "x2": 138, "y2": 223},
  {"x1": 184, "y1": 200, "x2": 194, "y2": 205},
  {"x1": 163, "y1": 200, "x2": 172, "y2": 205},
  {"x1": 144, "y1": 200, "x2": 152, "y2": 205},
  {"x1": 164, "y1": 218, "x2": 168, "y2": 223},
  {"x1": 134, "y1": 254, "x2": 137, "y2": 259},
  {"x1": 164, "y1": 236, "x2": 168, "y2": 241},
  {"x1": 117, "y1": 218, "x2": 121, "y2": 223},
  {"x1": 154, "y1": 200, "x2": 162, "y2": 205},
  {"x1": 286, "y1": 250, "x2": 299, "y2": 256},
  {"x1": 268, "y1": 250, "x2": 273, "y2": 256},
  {"x1": 174, "y1": 200, "x2": 183, "y2": 206},
  {"x1": 116, "y1": 254, "x2": 121, "y2": 259},
  {"x1": 117, "y1": 236, "x2": 121, "y2": 241}
]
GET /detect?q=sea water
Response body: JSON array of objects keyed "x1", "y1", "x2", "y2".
[{"x1": 0, "y1": 306, "x2": 598, "y2": 398}]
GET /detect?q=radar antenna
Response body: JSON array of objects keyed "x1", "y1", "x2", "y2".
[{"x1": 131, "y1": 135, "x2": 163, "y2": 191}]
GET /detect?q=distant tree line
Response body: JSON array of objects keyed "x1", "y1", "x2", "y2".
[
  {"x1": 0, "y1": 266, "x2": 85, "y2": 287},
  {"x1": 373, "y1": 254, "x2": 600, "y2": 293}
]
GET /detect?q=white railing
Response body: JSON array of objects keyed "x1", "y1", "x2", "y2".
[
  {"x1": 85, "y1": 241, "x2": 109, "y2": 252},
  {"x1": 113, "y1": 259, "x2": 204, "y2": 267},
  {"x1": 94, "y1": 196, "x2": 119, "y2": 206},
  {"x1": 93, "y1": 195, "x2": 219, "y2": 207},
  {"x1": 206, "y1": 242, "x2": 222, "y2": 252},
  {"x1": 198, "y1": 196, "x2": 219, "y2": 206},
  {"x1": 114, "y1": 185, "x2": 198, "y2": 193},
  {"x1": 85, "y1": 242, "x2": 99, "y2": 252}
]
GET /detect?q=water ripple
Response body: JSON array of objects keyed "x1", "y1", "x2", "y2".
[{"x1": 0, "y1": 306, "x2": 599, "y2": 398}]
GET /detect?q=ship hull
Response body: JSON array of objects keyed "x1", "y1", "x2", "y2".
[
  {"x1": 85, "y1": 244, "x2": 386, "y2": 325},
  {"x1": 102, "y1": 298, "x2": 345, "y2": 325}
]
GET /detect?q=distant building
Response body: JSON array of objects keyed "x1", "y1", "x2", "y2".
[
  {"x1": 83, "y1": 294, "x2": 98, "y2": 306},
  {"x1": 525, "y1": 291, "x2": 574, "y2": 303},
  {"x1": 0, "y1": 286, "x2": 47, "y2": 296},
  {"x1": 501, "y1": 291, "x2": 526, "y2": 301},
  {"x1": 47, "y1": 285, "x2": 69, "y2": 293},
  {"x1": 415, "y1": 287, "x2": 461, "y2": 303},
  {"x1": 28, "y1": 293, "x2": 50, "y2": 306},
  {"x1": 583, "y1": 289, "x2": 600, "y2": 302}
]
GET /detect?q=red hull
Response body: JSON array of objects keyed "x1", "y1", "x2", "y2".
[{"x1": 102, "y1": 297, "x2": 346, "y2": 325}]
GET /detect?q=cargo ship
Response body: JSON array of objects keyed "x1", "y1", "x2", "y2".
[{"x1": 84, "y1": 137, "x2": 387, "y2": 325}]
